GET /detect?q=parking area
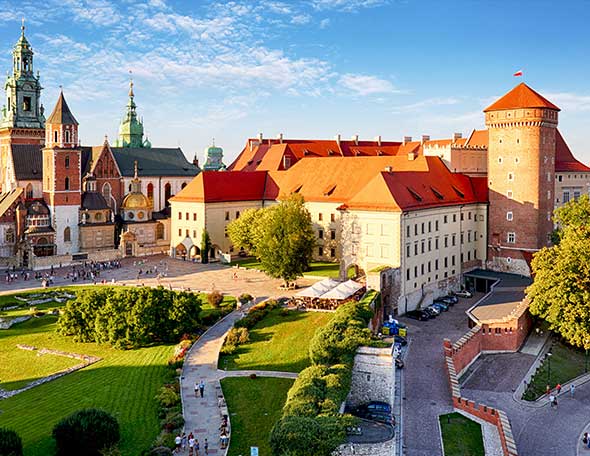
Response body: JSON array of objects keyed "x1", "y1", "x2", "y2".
[{"x1": 398, "y1": 293, "x2": 482, "y2": 456}]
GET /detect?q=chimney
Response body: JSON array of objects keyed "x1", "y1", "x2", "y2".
[
  {"x1": 278, "y1": 133, "x2": 283, "y2": 144},
  {"x1": 384, "y1": 166, "x2": 393, "y2": 173},
  {"x1": 421, "y1": 135, "x2": 430, "y2": 144},
  {"x1": 258, "y1": 132, "x2": 263, "y2": 142},
  {"x1": 335, "y1": 134, "x2": 341, "y2": 145},
  {"x1": 403, "y1": 136, "x2": 412, "y2": 145},
  {"x1": 351, "y1": 134, "x2": 359, "y2": 145},
  {"x1": 193, "y1": 155, "x2": 199, "y2": 167},
  {"x1": 408, "y1": 152, "x2": 416, "y2": 161},
  {"x1": 375, "y1": 135, "x2": 382, "y2": 146},
  {"x1": 453, "y1": 132, "x2": 462, "y2": 141}
]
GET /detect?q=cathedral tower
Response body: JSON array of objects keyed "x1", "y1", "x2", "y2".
[
  {"x1": 485, "y1": 83, "x2": 559, "y2": 275},
  {"x1": 114, "y1": 80, "x2": 151, "y2": 148},
  {"x1": 42, "y1": 91, "x2": 81, "y2": 254}
]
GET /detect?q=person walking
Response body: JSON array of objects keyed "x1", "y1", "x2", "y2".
[
  {"x1": 570, "y1": 383, "x2": 575, "y2": 397},
  {"x1": 556, "y1": 383, "x2": 562, "y2": 395},
  {"x1": 546, "y1": 384, "x2": 551, "y2": 396},
  {"x1": 194, "y1": 437, "x2": 200, "y2": 456},
  {"x1": 204, "y1": 438, "x2": 209, "y2": 455},
  {"x1": 174, "y1": 434, "x2": 182, "y2": 453},
  {"x1": 199, "y1": 379, "x2": 205, "y2": 398},
  {"x1": 553, "y1": 396, "x2": 558, "y2": 408},
  {"x1": 188, "y1": 434, "x2": 195, "y2": 455},
  {"x1": 549, "y1": 394, "x2": 555, "y2": 407}
]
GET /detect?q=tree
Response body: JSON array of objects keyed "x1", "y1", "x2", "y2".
[
  {"x1": 226, "y1": 208, "x2": 262, "y2": 254},
  {"x1": 0, "y1": 428, "x2": 23, "y2": 456},
  {"x1": 258, "y1": 194, "x2": 316, "y2": 285},
  {"x1": 201, "y1": 229, "x2": 211, "y2": 264},
  {"x1": 53, "y1": 409, "x2": 120, "y2": 456},
  {"x1": 527, "y1": 195, "x2": 590, "y2": 350}
]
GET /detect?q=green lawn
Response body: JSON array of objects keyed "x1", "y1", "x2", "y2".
[
  {"x1": 199, "y1": 295, "x2": 237, "y2": 320},
  {"x1": 219, "y1": 308, "x2": 332, "y2": 372},
  {"x1": 439, "y1": 413, "x2": 485, "y2": 456},
  {"x1": 231, "y1": 258, "x2": 341, "y2": 278},
  {"x1": 221, "y1": 377, "x2": 294, "y2": 456},
  {"x1": 522, "y1": 341, "x2": 588, "y2": 401},
  {"x1": 0, "y1": 287, "x2": 233, "y2": 456}
]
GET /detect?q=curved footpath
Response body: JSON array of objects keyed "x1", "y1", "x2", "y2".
[{"x1": 180, "y1": 301, "x2": 298, "y2": 455}]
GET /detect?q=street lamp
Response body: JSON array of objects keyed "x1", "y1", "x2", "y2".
[
  {"x1": 585, "y1": 339, "x2": 589, "y2": 373},
  {"x1": 546, "y1": 351, "x2": 553, "y2": 386}
]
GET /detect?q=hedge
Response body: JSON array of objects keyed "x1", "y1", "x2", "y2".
[
  {"x1": 52, "y1": 409, "x2": 120, "y2": 456},
  {"x1": 0, "y1": 428, "x2": 23, "y2": 456}
]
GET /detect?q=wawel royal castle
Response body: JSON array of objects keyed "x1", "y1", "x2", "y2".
[
  {"x1": 0, "y1": 24, "x2": 200, "y2": 268},
  {"x1": 170, "y1": 83, "x2": 590, "y2": 317}
]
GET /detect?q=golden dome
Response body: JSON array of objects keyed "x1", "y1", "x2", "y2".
[{"x1": 122, "y1": 192, "x2": 150, "y2": 209}]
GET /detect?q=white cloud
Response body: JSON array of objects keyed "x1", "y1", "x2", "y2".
[
  {"x1": 291, "y1": 14, "x2": 311, "y2": 25},
  {"x1": 319, "y1": 18, "x2": 331, "y2": 28},
  {"x1": 339, "y1": 74, "x2": 396, "y2": 96},
  {"x1": 391, "y1": 97, "x2": 461, "y2": 114},
  {"x1": 61, "y1": 0, "x2": 122, "y2": 26},
  {"x1": 311, "y1": 0, "x2": 388, "y2": 12},
  {"x1": 543, "y1": 92, "x2": 590, "y2": 112}
]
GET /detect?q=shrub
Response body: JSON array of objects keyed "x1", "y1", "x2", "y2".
[
  {"x1": 207, "y1": 291, "x2": 224, "y2": 308},
  {"x1": 0, "y1": 428, "x2": 23, "y2": 456},
  {"x1": 52, "y1": 409, "x2": 120, "y2": 456},
  {"x1": 220, "y1": 343, "x2": 237, "y2": 355},
  {"x1": 280, "y1": 308, "x2": 291, "y2": 317},
  {"x1": 160, "y1": 411, "x2": 184, "y2": 432},
  {"x1": 200, "y1": 309, "x2": 222, "y2": 326},
  {"x1": 153, "y1": 431, "x2": 176, "y2": 450},
  {"x1": 156, "y1": 386, "x2": 180, "y2": 408},
  {"x1": 147, "y1": 446, "x2": 173, "y2": 456},
  {"x1": 225, "y1": 327, "x2": 249, "y2": 346},
  {"x1": 250, "y1": 373, "x2": 257, "y2": 379},
  {"x1": 238, "y1": 293, "x2": 253, "y2": 304}
]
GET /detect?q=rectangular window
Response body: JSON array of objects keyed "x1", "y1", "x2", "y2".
[
  {"x1": 428, "y1": 261, "x2": 431, "y2": 273},
  {"x1": 178, "y1": 212, "x2": 182, "y2": 220},
  {"x1": 421, "y1": 264, "x2": 424, "y2": 275},
  {"x1": 178, "y1": 229, "x2": 182, "y2": 236},
  {"x1": 406, "y1": 225, "x2": 411, "y2": 238},
  {"x1": 414, "y1": 243, "x2": 418, "y2": 255},
  {"x1": 236, "y1": 211, "x2": 240, "y2": 218},
  {"x1": 507, "y1": 190, "x2": 513, "y2": 198},
  {"x1": 435, "y1": 220, "x2": 439, "y2": 231},
  {"x1": 468, "y1": 212, "x2": 472, "y2": 220},
  {"x1": 468, "y1": 231, "x2": 471, "y2": 242},
  {"x1": 421, "y1": 223, "x2": 425, "y2": 234},
  {"x1": 435, "y1": 259, "x2": 439, "y2": 270},
  {"x1": 186, "y1": 212, "x2": 189, "y2": 220},
  {"x1": 460, "y1": 232, "x2": 464, "y2": 244},
  {"x1": 406, "y1": 244, "x2": 411, "y2": 258},
  {"x1": 558, "y1": 175, "x2": 563, "y2": 182},
  {"x1": 193, "y1": 213, "x2": 197, "y2": 221},
  {"x1": 453, "y1": 214, "x2": 457, "y2": 223},
  {"x1": 414, "y1": 266, "x2": 418, "y2": 278},
  {"x1": 331, "y1": 213, "x2": 335, "y2": 222},
  {"x1": 547, "y1": 172, "x2": 551, "y2": 182},
  {"x1": 330, "y1": 248, "x2": 335, "y2": 257},
  {"x1": 563, "y1": 191, "x2": 570, "y2": 203},
  {"x1": 507, "y1": 211, "x2": 513, "y2": 221},
  {"x1": 186, "y1": 229, "x2": 189, "y2": 236},
  {"x1": 452, "y1": 234, "x2": 456, "y2": 246},
  {"x1": 331, "y1": 230, "x2": 336, "y2": 240},
  {"x1": 461, "y1": 213, "x2": 464, "y2": 221},
  {"x1": 414, "y1": 224, "x2": 418, "y2": 235},
  {"x1": 444, "y1": 215, "x2": 448, "y2": 224},
  {"x1": 225, "y1": 211, "x2": 230, "y2": 221},
  {"x1": 319, "y1": 247, "x2": 323, "y2": 256},
  {"x1": 421, "y1": 240, "x2": 425, "y2": 254},
  {"x1": 467, "y1": 251, "x2": 471, "y2": 261},
  {"x1": 406, "y1": 268, "x2": 410, "y2": 280},
  {"x1": 428, "y1": 221, "x2": 432, "y2": 232},
  {"x1": 461, "y1": 253, "x2": 464, "y2": 263},
  {"x1": 508, "y1": 172, "x2": 514, "y2": 181},
  {"x1": 507, "y1": 232, "x2": 516, "y2": 244},
  {"x1": 23, "y1": 96, "x2": 31, "y2": 111},
  {"x1": 319, "y1": 213, "x2": 323, "y2": 221},
  {"x1": 318, "y1": 229, "x2": 323, "y2": 239},
  {"x1": 428, "y1": 239, "x2": 431, "y2": 251},
  {"x1": 193, "y1": 230, "x2": 196, "y2": 238},
  {"x1": 452, "y1": 255, "x2": 456, "y2": 266},
  {"x1": 435, "y1": 237, "x2": 439, "y2": 249},
  {"x1": 444, "y1": 236, "x2": 448, "y2": 248},
  {"x1": 574, "y1": 190, "x2": 581, "y2": 200},
  {"x1": 444, "y1": 257, "x2": 448, "y2": 268},
  {"x1": 474, "y1": 249, "x2": 477, "y2": 260}
]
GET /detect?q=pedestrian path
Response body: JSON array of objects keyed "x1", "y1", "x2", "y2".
[{"x1": 180, "y1": 301, "x2": 299, "y2": 455}]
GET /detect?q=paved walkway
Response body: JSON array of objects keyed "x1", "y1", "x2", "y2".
[{"x1": 180, "y1": 301, "x2": 299, "y2": 455}]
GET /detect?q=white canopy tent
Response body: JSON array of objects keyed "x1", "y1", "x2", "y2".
[
  {"x1": 320, "y1": 279, "x2": 364, "y2": 300},
  {"x1": 295, "y1": 278, "x2": 341, "y2": 298}
]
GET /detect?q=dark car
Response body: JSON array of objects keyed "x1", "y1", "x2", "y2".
[
  {"x1": 352, "y1": 402, "x2": 395, "y2": 426},
  {"x1": 394, "y1": 335, "x2": 407, "y2": 346},
  {"x1": 442, "y1": 295, "x2": 459, "y2": 304},
  {"x1": 423, "y1": 307, "x2": 438, "y2": 318},
  {"x1": 405, "y1": 310, "x2": 430, "y2": 321},
  {"x1": 431, "y1": 301, "x2": 449, "y2": 312},
  {"x1": 436, "y1": 296, "x2": 456, "y2": 306}
]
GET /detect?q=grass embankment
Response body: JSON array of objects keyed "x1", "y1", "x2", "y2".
[
  {"x1": 219, "y1": 308, "x2": 332, "y2": 372},
  {"x1": 522, "y1": 341, "x2": 587, "y2": 401},
  {"x1": 0, "y1": 287, "x2": 235, "y2": 456},
  {"x1": 231, "y1": 257, "x2": 340, "y2": 278},
  {"x1": 439, "y1": 412, "x2": 485, "y2": 456},
  {"x1": 221, "y1": 377, "x2": 294, "y2": 456}
]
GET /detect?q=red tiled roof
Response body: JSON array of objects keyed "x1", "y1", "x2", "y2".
[
  {"x1": 170, "y1": 171, "x2": 278, "y2": 203},
  {"x1": 464, "y1": 129, "x2": 489, "y2": 148},
  {"x1": 555, "y1": 130, "x2": 590, "y2": 173},
  {"x1": 484, "y1": 83, "x2": 560, "y2": 112}
]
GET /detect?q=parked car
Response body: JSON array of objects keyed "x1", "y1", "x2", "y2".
[
  {"x1": 454, "y1": 290, "x2": 473, "y2": 298},
  {"x1": 394, "y1": 335, "x2": 407, "y2": 346},
  {"x1": 405, "y1": 310, "x2": 430, "y2": 321},
  {"x1": 425, "y1": 305, "x2": 440, "y2": 317},
  {"x1": 431, "y1": 301, "x2": 449, "y2": 312},
  {"x1": 436, "y1": 296, "x2": 456, "y2": 305},
  {"x1": 443, "y1": 295, "x2": 459, "y2": 304},
  {"x1": 352, "y1": 401, "x2": 395, "y2": 426}
]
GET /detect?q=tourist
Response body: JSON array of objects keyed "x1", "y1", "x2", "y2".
[
  {"x1": 549, "y1": 394, "x2": 555, "y2": 407},
  {"x1": 194, "y1": 381, "x2": 199, "y2": 397},
  {"x1": 204, "y1": 438, "x2": 208, "y2": 455},
  {"x1": 181, "y1": 432, "x2": 187, "y2": 450},
  {"x1": 188, "y1": 433, "x2": 195, "y2": 455},
  {"x1": 556, "y1": 383, "x2": 562, "y2": 395},
  {"x1": 570, "y1": 383, "x2": 576, "y2": 397},
  {"x1": 546, "y1": 384, "x2": 551, "y2": 396},
  {"x1": 174, "y1": 434, "x2": 182, "y2": 453},
  {"x1": 199, "y1": 379, "x2": 205, "y2": 397},
  {"x1": 220, "y1": 432, "x2": 228, "y2": 449},
  {"x1": 194, "y1": 437, "x2": 200, "y2": 456},
  {"x1": 582, "y1": 432, "x2": 588, "y2": 446}
]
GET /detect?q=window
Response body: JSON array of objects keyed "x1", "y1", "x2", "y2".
[
  {"x1": 435, "y1": 259, "x2": 439, "y2": 270},
  {"x1": 563, "y1": 191, "x2": 570, "y2": 203},
  {"x1": 452, "y1": 234, "x2": 456, "y2": 246},
  {"x1": 453, "y1": 214, "x2": 456, "y2": 222},
  {"x1": 507, "y1": 211, "x2": 513, "y2": 221},
  {"x1": 414, "y1": 266, "x2": 418, "y2": 278},
  {"x1": 547, "y1": 190, "x2": 551, "y2": 200},
  {"x1": 147, "y1": 183, "x2": 154, "y2": 205},
  {"x1": 318, "y1": 229, "x2": 324, "y2": 239},
  {"x1": 547, "y1": 172, "x2": 551, "y2": 182},
  {"x1": 508, "y1": 172, "x2": 514, "y2": 181},
  {"x1": 435, "y1": 238, "x2": 439, "y2": 249},
  {"x1": 65, "y1": 130, "x2": 70, "y2": 144},
  {"x1": 193, "y1": 213, "x2": 197, "y2": 221},
  {"x1": 414, "y1": 243, "x2": 418, "y2": 255},
  {"x1": 406, "y1": 268, "x2": 410, "y2": 280},
  {"x1": 452, "y1": 255, "x2": 455, "y2": 266},
  {"x1": 5, "y1": 228, "x2": 14, "y2": 243},
  {"x1": 444, "y1": 236, "x2": 448, "y2": 248},
  {"x1": 236, "y1": 211, "x2": 240, "y2": 218},
  {"x1": 515, "y1": 156, "x2": 520, "y2": 163},
  {"x1": 421, "y1": 223, "x2": 425, "y2": 234},
  {"x1": 178, "y1": 229, "x2": 182, "y2": 236},
  {"x1": 406, "y1": 244, "x2": 411, "y2": 257},
  {"x1": 444, "y1": 215, "x2": 448, "y2": 224},
  {"x1": 64, "y1": 177, "x2": 70, "y2": 190},
  {"x1": 331, "y1": 230, "x2": 336, "y2": 240},
  {"x1": 25, "y1": 183, "x2": 33, "y2": 199},
  {"x1": 164, "y1": 182, "x2": 172, "y2": 206},
  {"x1": 468, "y1": 212, "x2": 472, "y2": 220},
  {"x1": 181, "y1": 182, "x2": 187, "y2": 189},
  {"x1": 428, "y1": 261, "x2": 431, "y2": 273},
  {"x1": 467, "y1": 251, "x2": 471, "y2": 261},
  {"x1": 102, "y1": 183, "x2": 111, "y2": 206},
  {"x1": 435, "y1": 220, "x2": 439, "y2": 231},
  {"x1": 186, "y1": 212, "x2": 189, "y2": 220},
  {"x1": 460, "y1": 213, "x2": 464, "y2": 221},
  {"x1": 64, "y1": 227, "x2": 71, "y2": 242},
  {"x1": 178, "y1": 212, "x2": 182, "y2": 220},
  {"x1": 468, "y1": 232, "x2": 471, "y2": 242},
  {"x1": 507, "y1": 232, "x2": 516, "y2": 244},
  {"x1": 421, "y1": 240, "x2": 425, "y2": 254},
  {"x1": 428, "y1": 221, "x2": 431, "y2": 232},
  {"x1": 65, "y1": 155, "x2": 70, "y2": 168},
  {"x1": 574, "y1": 190, "x2": 581, "y2": 200},
  {"x1": 331, "y1": 213, "x2": 335, "y2": 222},
  {"x1": 414, "y1": 224, "x2": 418, "y2": 236},
  {"x1": 54, "y1": 130, "x2": 58, "y2": 143},
  {"x1": 460, "y1": 233, "x2": 464, "y2": 244},
  {"x1": 23, "y1": 96, "x2": 31, "y2": 111},
  {"x1": 318, "y1": 247, "x2": 323, "y2": 256},
  {"x1": 186, "y1": 229, "x2": 189, "y2": 236},
  {"x1": 95, "y1": 212, "x2": 102, "y2": 221},
  {"x1": 444, "y1": 257, "x2": 448, "y2": 268},
  {"x1": 507, "y1": 190, "x2": 513, "y2": 198},
  {"x1": 558, "y1": 175, "x2": 563, "y2": 182},
  {"x1": 421, "y1": 264, "x2": 424, "y2": 274},
  {"x1": 428, "y1": 239, "x2": 431, "y2": 251},
  {"x1": 225, "y1": 211, "x2": 230, "y2": 221},
  {"x1": 498, "y1": 157, "x2": 503, "y2": 164},
  {"x1": 319, "y1": 213, "x2": 323, "y2": 221},
  {"x1": 406, "y1": 225, "x2": 410, "y2": 238},
  {"x1": 330, "y1": 248, "x2": 335, "y2": 257},
  {"x1": 156, "y1": 223, "x2": 165, "y2": 240}
]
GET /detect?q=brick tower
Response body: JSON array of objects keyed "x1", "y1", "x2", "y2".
[
  {"x1": 43, "y1": 91, "x2": 81, "y2": 254},
  {"x1": 0, "y1": 21, "x2": 46, "y2": 191},
  {"x1": 485, "y1": 83, "x2": 560, "y2": 275}
]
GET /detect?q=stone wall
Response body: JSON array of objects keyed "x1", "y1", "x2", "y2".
[
  {"x1": 30, "y1": 248, "x2": 121, "y2": 270},
  {"x1": 345, "y1": 346, "x2": 394, "y2": 409}
]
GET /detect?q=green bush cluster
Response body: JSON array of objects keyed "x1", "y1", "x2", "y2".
[
  {"x1": 234, "y1": 299, "x2": 281, "y2": 330},
  {"x1": 270, "y1": 298, "x2": 374, "y2": 455},
  {"x1": 57, "y1": 287, "x2": 202, "y2": 349},
  {"x1": 52, "y1": 408, "x2": 120, "y2": 456},
  {"x1": 220, "y1": 327, "x2": 250, "y2": 355},
  {"x1": 0, "y1": 427, "x2": 23, "y2": 456},
  {"x1": 207, "y1": 290, "x2": 224, "y2": 308},
  {"x1": 238, "y1": 293, "x2": 253, "y2": 304}
]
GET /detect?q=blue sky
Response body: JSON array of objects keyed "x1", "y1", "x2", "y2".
[{"x1": 1, "y1": 0, "x2": 590, "y2": 164}]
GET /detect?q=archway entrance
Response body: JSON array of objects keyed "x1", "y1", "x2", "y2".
[
  {"x1": 189, "y1": 245, "x2": 201, "y2": 259},
  {"x1": 175, "y1": 243, "x2": 187, "y2": 259}
]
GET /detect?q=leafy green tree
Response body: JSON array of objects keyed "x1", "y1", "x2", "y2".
[
  {"x1": 0, "y1": 428, "x2": 23, "y2": 456},
  {"x1": 226, "y1": 208, "x2": 262, "y2": 254},
  {"x1": 52, "y1": 409, "x2": 120, "y2": 456},
  {"x1": 528, "y1": 195, "x2": 590, "y2": 349},
  {"x1": 201, "y1": 229, "x2": 212, "y2": 264},
  {"x1": 257, "y1": 194, "x2": 315, "y2": 285}
]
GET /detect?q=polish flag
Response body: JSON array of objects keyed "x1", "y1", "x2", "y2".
[{"x1": 513, "y1": 70, "x2": 523, "y2": 77}]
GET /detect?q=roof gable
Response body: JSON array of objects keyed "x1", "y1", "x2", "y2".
[
  {"x1": 555, "y1": 129, "x2": 590, "y2": 172},
  {"x1": 46, "y1": 92, "x2": 79, "y2": 125},
  {"x1": 111, "y1": 147, "x2": 200, "y2": 177},
  {"x1": 484, "y1": 83, "x2": 560, "y2": 112}
]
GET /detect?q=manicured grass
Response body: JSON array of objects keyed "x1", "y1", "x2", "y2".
[
  {"x1": 199, "y1": 295, "x2": 237, "y2": 320},
  {"x1": 231, "y1": 257, "x2": 340, "y2": 278},
  {"x1": 221, "y1": 377, "x2": 294, "y2": 456},
  {"x1": 522, "y1": 341, "x2": 587, "y2": 401},
  {"x1": 219, "y1": 308, "x2": 332, "y2": 373},
  {"x1": 439, "y1": 412, "x2": 485, "y2": 456}
]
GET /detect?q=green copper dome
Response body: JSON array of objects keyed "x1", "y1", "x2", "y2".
[{"x1": 114, "y1": 80, "x2": 150, "y2": 148}]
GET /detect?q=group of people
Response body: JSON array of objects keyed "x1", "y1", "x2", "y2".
[
  {"x1": 546, "y1": 382, "x2": 575, "y2": 408},
  {"x1": 219, "y1": 414, "x2": 229, "y2": 449},
  {"x1": 174, "y1": 433, "x2": 208, "y2": 455}
]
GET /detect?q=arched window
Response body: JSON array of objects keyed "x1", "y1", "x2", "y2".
[
  {"x1": 181, "y1": 182, "x2": 187, "y2": 189},
  {"x1": 65, "y1": 155, "x2": 70, "y2": 169},
  {"x1": 65, "y1": 130, "x2": 70, "y2": 144},
  {"x1": 156, "y1": 222, "x2": 165, "y2": 240},
  {"x1": 147, "y1": 183, "x2": 154, "y2": 206},
  {"x1": 102, "y1": 182, "x2": 111, "y2": 205},
  {"x1": 164, "y1": 182, "x2": 172, "y2": 206},
  {"x1": 64, "y1": 177, "x2": 70, "y2": 190},
  {"x1": 54, "y1": 130, "x2": 58, "y2": 143},
  {"x1": 25, "y1": 183, "x2": 33, "y2": 199},
  {"x1": 64, "y1": 227, "x2": 71, "y2": 242}
]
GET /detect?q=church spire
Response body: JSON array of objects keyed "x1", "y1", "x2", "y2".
[{"x1": 114, "y1": 75, "x2": 150, "y2": 149}]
